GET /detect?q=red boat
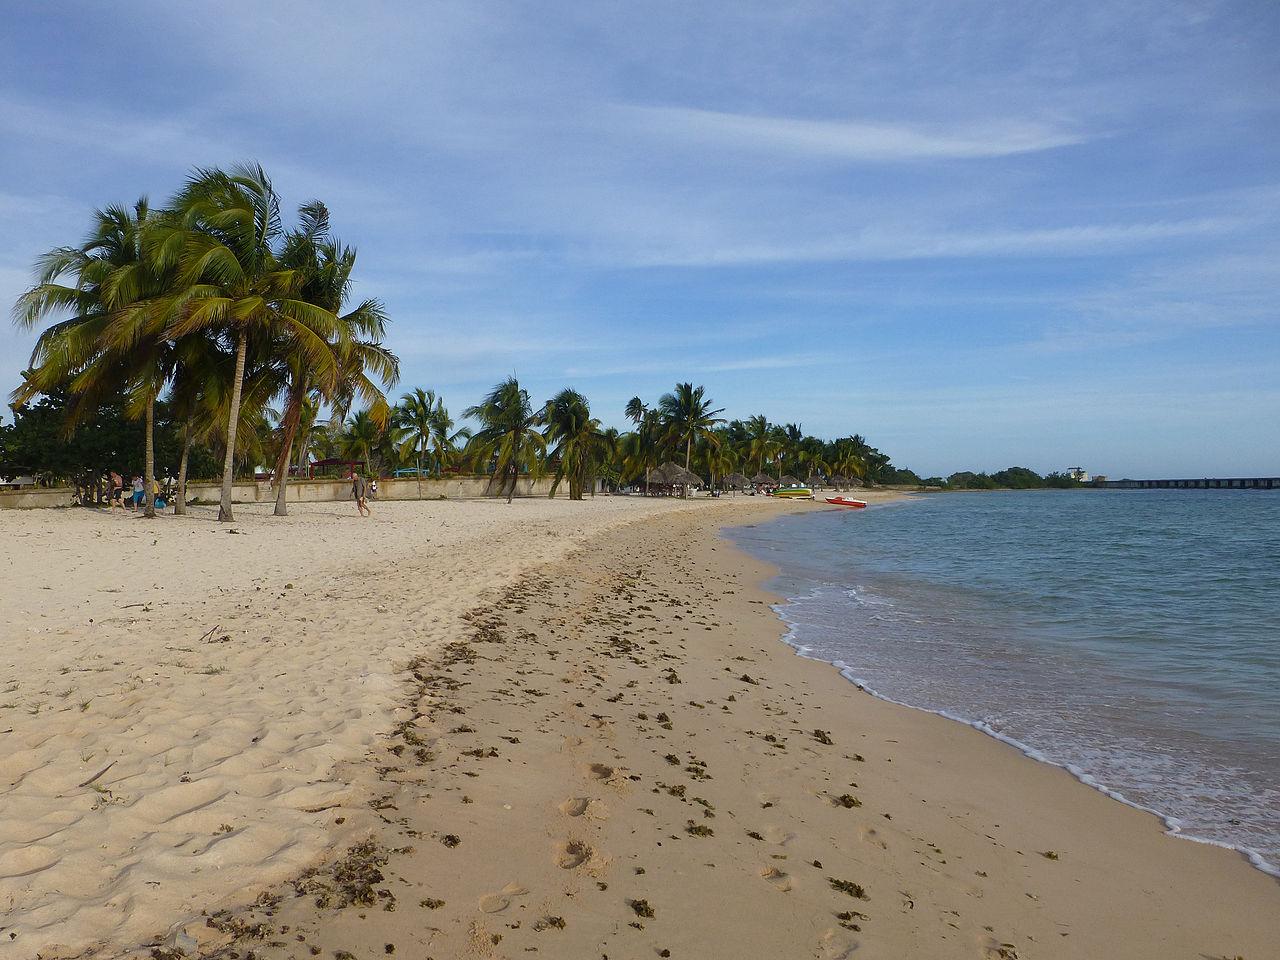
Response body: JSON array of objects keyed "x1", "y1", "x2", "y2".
[{"x1": 825, "y1": 496, "x2": 867, "y2": 508}]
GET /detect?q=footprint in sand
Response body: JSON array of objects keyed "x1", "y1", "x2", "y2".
[
  {"x1": 763, "y1": 825, "x2": 796, "y2": 846},
  {"x1": 586, "y1": 762, "x2": 614, "y2": 780},
  {"x1": 819, "y1": 928, "x2": 860, "y2": 959},
  {"x1": 559, "y1": 797, "x2": 590, "y2": 817},
  {"x1": 555, "y1": 839, "x2": 592, "y2": 869},
  {"x1": 760, "y1": 866, "x2": 793, "y2": 892},
  {"x1": 477, "y1": 882, "x2": 529, "y2": 914},
  {"x1": 858, "y1": 825, "x2": 888, "y2": 850}
]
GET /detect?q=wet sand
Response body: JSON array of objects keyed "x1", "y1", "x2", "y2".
[{"x1": 121, "y1": 499, "x2": 1280, "y2": 960}]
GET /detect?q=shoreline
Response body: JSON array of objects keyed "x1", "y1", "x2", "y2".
[
  {"x1": 727, "y1": 505, "x2": 1280, "y2": 881},
  {"x1": 119, "y1": 496, "x2": 1277, "y2": 960}
]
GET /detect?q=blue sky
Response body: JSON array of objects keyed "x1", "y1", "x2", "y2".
[{"x1": 2, "y1": 1, "x2": 1277, "y2": 478}]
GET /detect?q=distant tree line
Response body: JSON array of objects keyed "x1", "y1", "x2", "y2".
[{"x1": 8, "y1": 162, "x2": 926, "y2": 515}]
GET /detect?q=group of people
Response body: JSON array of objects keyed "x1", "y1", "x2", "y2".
[{"x1": 105, "y1": 471, "x2": 165, "y2": 512}]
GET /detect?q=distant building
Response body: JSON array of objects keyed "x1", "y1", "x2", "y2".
[{"x1": 1067, "y1": 466, "x2": 1090, "y2": 483}]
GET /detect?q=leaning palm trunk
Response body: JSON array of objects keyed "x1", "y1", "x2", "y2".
[
  {"x1": 273, "y1": 383, "x2": 306, "y2": 517},
  {"x1": 175, "y1": 423, "x2": 192, "y2": 516},
  {"x1": 143, "y1": 396, "x2": 157, "y2": 518},
  {"x1": 219, "y1": 332, "x2": 248, "y2": 523}
]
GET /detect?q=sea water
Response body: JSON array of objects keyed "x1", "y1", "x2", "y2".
[{"x1": 728, "y1": 490, "x2": 1280, "y2": 875}]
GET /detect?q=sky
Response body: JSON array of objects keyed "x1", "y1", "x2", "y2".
[{"x1": 1, "y1": 1, "x2": 1277, "y2": 478}]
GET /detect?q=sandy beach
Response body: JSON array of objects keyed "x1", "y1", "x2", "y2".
[{"x1": 4, "y1": 493, "x2": 1277, "y2": 959}]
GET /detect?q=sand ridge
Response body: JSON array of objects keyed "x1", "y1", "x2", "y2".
[{"x1": 0, "y1": 495, "x2": 794, "y2": 958}]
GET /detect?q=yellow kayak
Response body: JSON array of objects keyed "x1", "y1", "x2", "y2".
[{"x1": 771, "y1": 486, "x2": 814, "y2": 500}]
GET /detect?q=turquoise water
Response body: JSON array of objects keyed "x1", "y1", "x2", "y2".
[{"x1": 728, "y1": 490, "x2": 1280, "y2": 875}]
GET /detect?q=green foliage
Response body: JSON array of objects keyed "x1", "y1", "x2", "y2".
[{"x1": 0, "y1": 389, "x2": 217, "y2": 487}]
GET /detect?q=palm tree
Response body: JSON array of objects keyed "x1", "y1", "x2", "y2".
[
  {"x1": 152, "y1": 164, "x2": 339, "y2": 521},
  {"x1": 543, "y1": 388, "x2": 612, "y2": 500},
  {"x1": 428, "y1": 400, "x2": 469, "y2": 478},
  {"x1": 270, "y1": 204, "x2": 396, "y2": 515},
  {"x1": 13, "y1": 199, "x2": 173, "y2": 518},
  {"x1": 624, "y1": 396, "x2": 648, "y2": 426},
  {"x1": 396, "y1": 387, "x2": 438, "y2": 497},
  {"x1": 340, "y1": 408, "x2": 382, "y2": 472},
  {"x1": 658, "y1": 382, "x2": 725, "y2": 479},
  {"x1": 463, "y1": 376, "x2": 546, "y2": 503},
  {"x1": 742, "y1": 414, "x2": 775, "y2": 477}
]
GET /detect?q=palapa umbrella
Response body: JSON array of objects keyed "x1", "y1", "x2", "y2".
[
  {"x1": 778, "y1": 474, "x2": 802, "y2": 486},
  {"x1": 750, "y1": 472, "x2": 774, "y2": 486},
  {"x1": 722, "y1": 472, "x2": 751, "y2": 493},
  {"x1": 805, "y1": 474, "x2": 826, "y2": 489},
  {"x1": 669, "y1": 464, "x2": 703, "y2": 488}
]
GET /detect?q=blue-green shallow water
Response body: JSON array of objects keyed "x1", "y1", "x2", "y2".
[{"x1": 727, "y1": 490, "x2": 1280, "y2": 875}]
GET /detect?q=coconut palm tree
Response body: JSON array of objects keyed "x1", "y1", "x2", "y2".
[
  {"x1": 741, "y1": 414, "x2": 776, "y2": 477},
  {"x1": 152, "y1": 163, "x2": 339, "y2": 521},
  {"x1": 657, "y1": 382, "x2": 725, "y2": 477},
  {"x1": 396, "y1": 387, "x2": 439, "y2": 497},
  {"x1": 13, "y1": 199, "x2": 173, "y2": 518},
  {"x1": 270, "y1": 204, "x2": 396, "y2": 515},
  {"x1": 340, "y1": 408, "x2": 382, "y2": 472},
  {"x1": 543, "y1": 388, "x2": 612, "y2": 500},
  {"x1": 624, "y1": 396, "x2": 648, "y2": 426},
  {"x1": 464, "y1": 376, "x2": 546, "y2": 503}
]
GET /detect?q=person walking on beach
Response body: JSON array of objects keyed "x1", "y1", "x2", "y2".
[
  {"x1": 130, "y1": 475, "x2": 144, "y2": 512},
  {"x1": 108, "y1": 470, "x2": 123, "y2": 509},
  {"x1": 351, "y1": 469, "x2": 371, "y2": 517}
]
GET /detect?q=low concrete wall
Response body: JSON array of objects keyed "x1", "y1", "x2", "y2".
[
  {"x1": 1, "y1": 476, "x2": 563, "y2": 509},
  {"x1": 0, "y1": 487, "x2": 78, "y2": 509}
]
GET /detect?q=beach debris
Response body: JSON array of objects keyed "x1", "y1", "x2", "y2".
[
  {"x1": 440, "y1": 834, "x2": 461, "y2": 847},
  {"x1": 813, "y1": 728, "x2": 834, "y2": 745},
  {"x1": 419, "y1": 897, "x2": 445, "y2": 909},
  {"x1": 828, "y1": 877, "x2": 869, "y2": 900},
  {"x1": 533, "y1": 915, "x2": 566, "y2": 931},
  {"x1": 834, "y1": 794, "x2": 862, "y2": 808},
  {"x1": 629, "y1": 898, "x2": 656, "y2": 918},
  {"x1": 293, "y1": 839, "x2": 393, "y2": 910},
  {"x1": 836, "y1": 910, "x2": 867, "y2": 931},
  {"x1": 738, "y1": 674, "x2": 759, "y2": 684},
  {"x1": 685, "y1": 820, "x2": 714, "y2": 837},
  {"x1": 77, "y1": 760, "x2": 116, "y2": 788}
]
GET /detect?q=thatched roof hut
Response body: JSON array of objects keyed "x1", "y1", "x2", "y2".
[
  {"x1": 646, "y1": 462, "x2": 679, "y2": 485},
  {"x1": 668, "y1": 464, "x2": 703, "y2": 487},
  {"x1": 805, "y1": 474, "x2": 826, "y2": 489},
  {"x1": 779, "y1": 474, "x2": 802, "y2": 486},
  {"x1": 645, "y1": 462, "x2": 701, "y2": 494},
  {"x1": 722, "y1": 472, "x2": 751, "y2": 490},
  {"x1": 751, "y1": 472, "x2": 774, "y2": 486}
]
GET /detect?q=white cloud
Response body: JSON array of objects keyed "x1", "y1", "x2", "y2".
[{"x1": 625, "y1": 106, "x2": 1091, "y2": 162}]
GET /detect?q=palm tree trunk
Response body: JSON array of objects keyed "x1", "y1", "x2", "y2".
[
  {"x1": 683, "y1": 436, "x2": 692, "y2": 498},
  {"x1": 175, "y1": 423, "x2": 192, "y2": 516},
  {"x1": 273, "y1": 381, "x2": 305, "y2": 517},
  {"x1": 273, "y1": 436, "x2": 294, "y2": 516},
  {"x1": 218, "y1": 331, "x2": 248, "y2": 523},
  {"x1": 416, "y1": 449, "x2": 423, "y2": 499},
  {"x1": 143, "y1": 396, "x2": 157, "y2": 519},
  {"x1": 506, "y1": 462, "x2": 515, "y2": 504}
]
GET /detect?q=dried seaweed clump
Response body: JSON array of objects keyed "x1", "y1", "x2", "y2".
[{"x1": 828, "y1": 877, "x2": 869, "y2": 900}]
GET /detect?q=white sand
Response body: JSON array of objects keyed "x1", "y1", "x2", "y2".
[{"x1": 0, "y1": 495, "x2": 740, "y2": 957}]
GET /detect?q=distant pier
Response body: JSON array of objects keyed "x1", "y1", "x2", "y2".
[{"x1": 1096, "y1": 477, "x2": 1279, "y2": 490}]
